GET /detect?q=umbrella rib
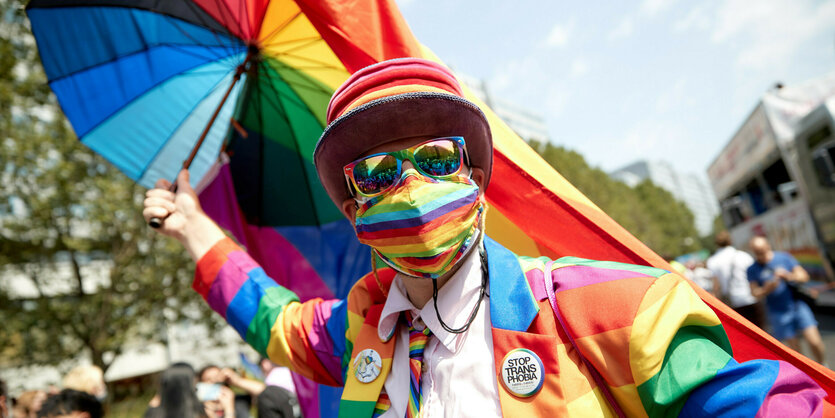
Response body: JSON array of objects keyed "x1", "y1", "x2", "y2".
[
  {"x1": 261, "y1": 49, "x2": 344, "y2": 73},
  {"x1": 77, "y1": 54, "x2": 241, "y2": 158},
  {"x1": 45, "y1": 43, "x2": 240, "y2": 85},
  {"x1": 238, "y1": 0, "x2": 253, "y2": 42},
  {"x1": 252, "y1": 73, "x2": 313, "y2": 115},
  {"x1": 158, "y1": 13, "x2": 240, "y2": 61},
  {"x1": 260, "y1": 58, "x2": 334, "y2": 98},
  {"x1": 257, "y1": 10, "x2": 303, "y2": 47},
  {"x1": 254, "y1": 62, "x2": 266, "y2": 223},
  {"x1": 252, "y1": 65, "x2": 292, "y2": 120},
  {"x1": 260, "y1": 34, "x2": 321, "y2": 49},
  {"x1": 137, "y1": 68, "x2": 238, "y2": 181},
  {"x1": 181, "y1": 0, "x2": 242, "y2": 57},
  {"x1": 208, "y1": 0, "x2": 240, "y2": 43},
  {"x1": 256, "y1": 61, "x2": 324, "y2": 225},
  {"x1": 162, "y1": 43, "x2": 242, "y2": 67}
]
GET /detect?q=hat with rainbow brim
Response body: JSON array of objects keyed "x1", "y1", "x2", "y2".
[{"x1": 313, "y1": 58, "x2": 493, "y2": 210}]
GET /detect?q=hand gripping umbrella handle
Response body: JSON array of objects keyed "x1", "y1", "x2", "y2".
[{"x1": 148, "y1": 182, "x2": 179, "y2": 229}]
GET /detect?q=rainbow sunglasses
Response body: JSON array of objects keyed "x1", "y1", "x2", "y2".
[{"x1": 343, "y1": 136, "x2": 471, "y2": 198}]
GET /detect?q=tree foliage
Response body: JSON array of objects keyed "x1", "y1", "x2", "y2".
[
  {"x1": 0, "y1": 0, "x2": 219, "y2": 372},
  {"x1": 528, "y1": 140, "x2": 701, "y2": 257}
]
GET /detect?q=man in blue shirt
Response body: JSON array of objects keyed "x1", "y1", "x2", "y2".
[{"x1": 747, "y1": 236, "x2": 826, "y2": 364}]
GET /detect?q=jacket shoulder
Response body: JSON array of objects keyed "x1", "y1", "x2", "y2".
[
  {"x1": 346, "y1": 267, "x2": 397, "y2": 316},
  {"x1": 552, "y1": 256, "x2": 670, "y2": 277}
]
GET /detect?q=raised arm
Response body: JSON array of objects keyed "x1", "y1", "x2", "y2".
[{"x1": 144, "y1": 170, "x2": 348, "y2": 386}]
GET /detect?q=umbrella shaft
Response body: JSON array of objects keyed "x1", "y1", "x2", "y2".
[{"x1": 181, "y1": 59, "x2": 248, "y2": 171}]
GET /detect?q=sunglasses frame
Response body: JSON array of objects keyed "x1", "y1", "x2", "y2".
[{"x1": 343, "y1": 136, "x2": 471, "y2": 198}]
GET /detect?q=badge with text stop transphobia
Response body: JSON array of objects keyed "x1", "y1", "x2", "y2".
[
  {"x1": 354, "y1": 348, "x2": 383, "y2": 383},
  {"x1": 500, "y1": 348, "x2": 544, "y2": 397}
]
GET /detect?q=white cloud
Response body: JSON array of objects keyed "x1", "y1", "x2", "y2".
[
  {"x1": 570, "y1": 58, "x2": 589, "y2": 77},
  {"x1": 642, "y1": 0, "x2": 676, "y2": 17},
  {"x1": 546, "y1": 20, "x2": 575, "y2": 48},
  {"x1": 655, "y1": 78, "x2": 690, "y2": 112},
  {"x1": 608, "y1": 16, "x2": 635, "y2": 40},
  {"x1": 673, "y1": 4, "x2": 711, "y2": 33},
  {"x1": 711, "y1": 0, "x2": 835, "y2": 72},
  {"x1": 544, "y1": 87, "x2": 571, "y2": 116}
]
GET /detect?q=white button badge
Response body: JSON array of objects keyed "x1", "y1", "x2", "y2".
[
  {"x1": 500, "y1": 348, "x2": 544, "y2": 397},
  {"x1": 354, "y1": 348, "x2": 383, "y2": 383}
]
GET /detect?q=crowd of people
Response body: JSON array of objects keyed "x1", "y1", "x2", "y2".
[
  {"x1": 682, "y1": 231, "x2": 828, "y2": 365},
  {"x1": 0, "y1": 365, "x2": 105, "y2": 418},
  {"x1": 1, "y1": 357, "x2": 298, "y2": 418},
  {"x1": 144, "y1": 359, "x2": 298, "y2": 418}
]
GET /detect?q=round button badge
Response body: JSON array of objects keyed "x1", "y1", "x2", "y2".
[
  {"x1": 353, "y1": 348, "x2": 383, "y2": 383},
  {"x1": 500, "y1": 348, "x2": 544, "y2": 397}
]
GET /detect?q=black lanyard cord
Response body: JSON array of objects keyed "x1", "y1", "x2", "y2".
[{"x1": 431, "y1": 244, "x2": 489, "y2": 334}]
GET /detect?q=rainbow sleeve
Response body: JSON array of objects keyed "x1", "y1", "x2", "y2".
[
  {"x1": 193, "y1": 237, "x2": 348, "y2": 386},
  {"x1": 551, "y1": 258, "x2": 825, "y2": 417}
]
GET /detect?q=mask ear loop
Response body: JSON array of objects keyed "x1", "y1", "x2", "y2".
[
  {"x1": 371, "y1": 249, "x2": 388, "y2": 299},
  {"x1": 432, "y1": 242, "x2": 489, "y2": 334}
]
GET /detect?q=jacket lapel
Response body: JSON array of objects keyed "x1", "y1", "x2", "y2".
[
  {"x1": 338, "y1": 303, "x2": 396, "y2": 418},
  {"x1": 485, "y1": 237, "x2": 570, "y2": 416},
  {"x1": 485, "y1": 235, "x2": 539, "y2": 332}
]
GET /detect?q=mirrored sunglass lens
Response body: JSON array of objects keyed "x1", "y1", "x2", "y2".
[
  {"x1": 353, "y1": 154, "x2": 398, "y2": 195},
  {"x1": 414, "y1": 140, "x2": 461, "y2": 176}
]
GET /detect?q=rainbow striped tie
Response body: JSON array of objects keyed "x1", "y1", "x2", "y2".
[{"x1": 406, "y1": 312, "x2": 432, "y2": 418}]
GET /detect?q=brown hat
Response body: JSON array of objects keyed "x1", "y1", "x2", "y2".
[{"x1": 313, "y1": 58, "x2": 493, "y2": 209}]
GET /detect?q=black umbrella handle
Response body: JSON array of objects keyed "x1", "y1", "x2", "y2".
[{"x1": 148, "y1": 182, "x2": 179, "y2": 229}]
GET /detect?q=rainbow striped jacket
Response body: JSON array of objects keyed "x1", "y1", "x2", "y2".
[{"x1": 194, "y1": 235, "x2": 825, "y2": 417}]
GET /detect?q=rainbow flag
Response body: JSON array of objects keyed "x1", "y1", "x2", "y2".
[{"x1": 187, "y1": 0, "x2": 835, "y2": 416}]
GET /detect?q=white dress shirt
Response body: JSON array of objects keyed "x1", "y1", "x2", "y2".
[{"x1": 376, "y1": 246, "x2": 502, "y2": 417}]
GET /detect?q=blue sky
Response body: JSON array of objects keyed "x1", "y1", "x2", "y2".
[{"x1": 396, "y1": 0, "x2": 835, "y2": 179}]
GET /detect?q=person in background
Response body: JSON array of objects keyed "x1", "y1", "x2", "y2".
[
  {"x1": 12, "y1": 390, "x2": 46, "y2": 418},
  {"x1": 260, "y1": 358, "x2": 296, "y2": 398},
  {"x1": 197, "y1": 365, "x2": 222, "y2": 385},
  {"x1": 35, "y1": 390, "x2": 101, "y2": 418},
  {"x1": 258, "y1": 359, "x2": 298, "y2": 418},
  {"x1": 707, "y1": 231, "x2": 765, "y2": 328},
  {"x1": 747, "y1": 236, "x2": 827, "y2": 364},
  {"x1": 685, "y1": 260, "x2": 720, "y2": 298},
  {"x1": 61, "y1": 366, "x2": 106, "y2": 403},
  {"x1": 198, "y1": 366, "x2": 251, "y2": 418},
  {"x1": 0, "y1": 379, "x2": 8, "y2": 418},
  {"x1": 145, "y1": 363, "x2": 210, "y2": 418}
]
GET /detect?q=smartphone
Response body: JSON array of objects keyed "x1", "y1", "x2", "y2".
[{"x1": 196, "y1": 382, "x2": 222, "y2": 402}]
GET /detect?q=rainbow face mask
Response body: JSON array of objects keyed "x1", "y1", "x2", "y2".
[{"x1": 354, "y1": 169, "x2": 484, "y2": 278}]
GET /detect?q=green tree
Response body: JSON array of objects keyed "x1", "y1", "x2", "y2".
[
  {"x1": 0, "y1": 0, "x2": 219, "y2": 372},
  {"x1": 528, "y1": 140, "x2": 701, "y2": 257}
]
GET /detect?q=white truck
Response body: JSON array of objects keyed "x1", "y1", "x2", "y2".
[{"x1": 708, "y1": 73, "x2": 835, "y2": 281}]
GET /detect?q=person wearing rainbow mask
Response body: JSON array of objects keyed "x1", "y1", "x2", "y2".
[{"x1": 144, "y1": 58, "x2": 826, "y2": 417}]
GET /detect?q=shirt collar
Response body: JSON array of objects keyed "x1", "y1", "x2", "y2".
[{"x1": 377, "y1": 240, "x2": 485, "y2": 353}]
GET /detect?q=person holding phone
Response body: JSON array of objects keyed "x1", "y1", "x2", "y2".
[{"x1": 747, "y1": 236, "x2": 826, "y2": 364}]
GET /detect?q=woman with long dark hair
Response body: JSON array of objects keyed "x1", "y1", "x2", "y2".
[{"x1": 144, "y1": 363, "x2": 207, "y2": 418}]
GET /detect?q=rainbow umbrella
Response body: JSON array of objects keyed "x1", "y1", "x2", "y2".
[
  {"x1": 25, "y1": 0, "x2": 417, "y2": 227},
  {"x1": 26, "y1": 2, "x2": 416, "y2": 415},
  {"x1": 26, "y1": 0, "x2": 418, "y2": 299}
]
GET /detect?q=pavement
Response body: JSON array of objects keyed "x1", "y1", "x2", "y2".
[
  {"x1": 778, "y1": 288, "x2": 835, "y2": 368},
  {"x1": 814, "y1": 311, "x2": 835, "y2": 368}
]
